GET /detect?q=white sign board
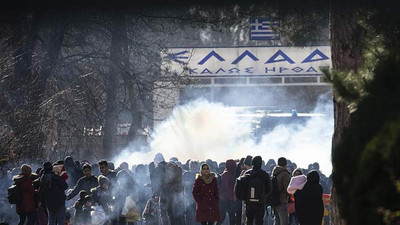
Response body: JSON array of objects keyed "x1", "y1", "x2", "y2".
[{"x1": 162, "y1": 46, "x2": 331, "y2": 76}]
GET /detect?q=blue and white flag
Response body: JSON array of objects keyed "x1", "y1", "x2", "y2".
[{"x1": 250, "y1": 18, "x2": 279, "y2": 40}]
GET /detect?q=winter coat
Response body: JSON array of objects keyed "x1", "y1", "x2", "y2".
[
  {"x1": 152, "y1": 161, "x2": 167, "y2": 196},
  {"x1": 13, "y1": 174, "x2": 36, "y2": 214},
  {"x1": 272, "y1": 166, "x2": 291, "y2": 204},
  {"x1": 39, "y1": 171, "x2": 68, "y2": 211},
  {"x1": 220, "y1": 159, "x2": 236, "y2": 202},
  {"x1": 294, "y1": 171, "x2": 324, "y2": 225},
  {"x1": 192, "y1": 174, "x2": 220, "y2": 222},
  {"x1": 67, "y1": 175, "x2": 98, "y2": 199},
  {"x1": 164, "y1": 162, "x2": 183, "y2": 194}
]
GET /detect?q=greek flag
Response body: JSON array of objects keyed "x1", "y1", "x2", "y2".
[{"x1": 250, "y1": 18, "x2": 279, "y2": 40}]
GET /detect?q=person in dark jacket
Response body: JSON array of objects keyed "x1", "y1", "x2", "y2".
[
  {"x1": 73, "y1": 190, "x2": 88, "y2": 225},
  {"x1": 217, "y1": 159, "x2": 237, "y2": 225},
  {"x1": 39, "y1": 161, "x2": 69, "y2": 225},
  {"x1": 234, "y1": 158, "x2": 246, "y2": 225},
  {"x1": 81, "y1": 195, "x2": 93, "y2": 225},
  {"x1": 192, "y1": 163, "x2": 220, "y2": 225},
  {"x1": 64, "y1": 156, "x2": 83, "y2": 187},
  {"x1": 242, "y1": 156, "x2": 272, "y2": 225},
  {"x1": 91, "y1": 175, "x2": 113, "y2": 218},
  {"x1": 99, "y1": 160, "x2": 118, "y2": 189},
  {"x1": 183, "y1": 160, "x2": 199, "y2": 225},
  {"x1": 66, "y1": 163, "x2": 98, "y2": 200},
  {"x1": 294, "y1": 171, "x2": 324, "y2": 225},
  {"x1": 14, "y1": 164, "x2": 37, "y2": 225},
  {"x1": 152, "y1": 153, "x2": 172, "y2": 225},
  {"x1": 161, "y1": 161, "x2": 185, "y2": 225},
  {"x1": 115, "y1": 169, "x2": 138, "y2": 225},
  {"x1": 272, "y1": 157, "x2": 291, "y2": 225},
  {"x1": 152, "y1": 153, "x2": 166, "y2": 198}
]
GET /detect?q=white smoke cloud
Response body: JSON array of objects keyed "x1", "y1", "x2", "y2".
[{"x1": 114, "y1": 97, "x2": 333, "y2": 175}]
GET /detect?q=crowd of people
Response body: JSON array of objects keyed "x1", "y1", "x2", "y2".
[{"x1": 0, "y1": 154, "x2": 331, "y2": 225}]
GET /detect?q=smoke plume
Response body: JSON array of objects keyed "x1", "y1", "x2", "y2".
[{"x1": 114, "y1": 96, "x2": 333, "y2": 175}]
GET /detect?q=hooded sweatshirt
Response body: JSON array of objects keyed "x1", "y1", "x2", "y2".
[
  {"x1": 220, "y1": 159, "x2": 237, "y2": 201},
  {"x1": 39, "y1": 170, "x2": 68, "y2": 211},
  {"x1": 294, "y1": 171, "x2": 324, "y2": 225}
]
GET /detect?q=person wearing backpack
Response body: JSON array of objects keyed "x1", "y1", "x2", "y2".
[
  {"x1": 239, "y1": 156, "x2": 272, "y2": 225},
  {"x1": 39, "y1": 162, "x2": 69, "y2": 225},
  {"x1": 12, "y1": 164, "x2": 37, "y2": 225},
  {"x1": 271, "y1": 157, "x2": 291, "y2": 225},
  {"x1": 237, "y1": 156, "x2": 253, "y2": 224}
]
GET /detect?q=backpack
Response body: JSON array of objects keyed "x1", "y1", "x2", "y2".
[
  {"x1": 246, "y1": 174, "x2": 266, "y2": 204},
  {"x1": 235, "y1": 173, "x2": 251, "y2": 201},
  {"x1": 266, "y1": 171, "x2": 288, "y2": 207},
  {"x1": 40, "y1": 173, "x2": 53, "y2": 190},
  {"x1": 8, "y1": 184, "x2": 23, "y2": 204}
]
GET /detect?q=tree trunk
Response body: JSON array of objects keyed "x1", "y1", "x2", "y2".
[
  {"x1": 108, "y1": 10, "x2": 144, "y2": 148},
  {"x1": 102, "y1": 11, "x2": 126, "y2": 158},
  {"x1": 329, "y1": 1, "x2": 364, "y2": 225}
]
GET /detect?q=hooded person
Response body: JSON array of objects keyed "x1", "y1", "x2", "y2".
[
  {"x1": 294, "y1": 171, "x2": 324, "y2": 225},
  {"x1": 154, "y1": 153, "x2": 165, "y2": 167},
  {"x1": 152, "y1": 153, "x2": 167, "y2": 196},
  {"x1": 287, "y1": 168, "x2": 305, "y2": 225},
  {"x1": 64, "y1": 156, "x2": 82, "y2": 187},
  {"x1": 217, "y1": 159, "x2": 237, "y2": 225},
  {"x1": 39, "y1": 161, "x2": 69, "y2": 225},
  {"x1": 240, "y1": 156, "x2": 272, "y2": 225},
  {"x1": 192, "y1": 163, "x2": 220, "y2": 225},
  {"x1": 13, "y1": 164, "x2": 37, "y2": 225}
]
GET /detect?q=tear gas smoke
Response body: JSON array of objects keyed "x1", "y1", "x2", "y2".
[{"x1": 114, "y1": 97, "x2": 333, "y2": 175}]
